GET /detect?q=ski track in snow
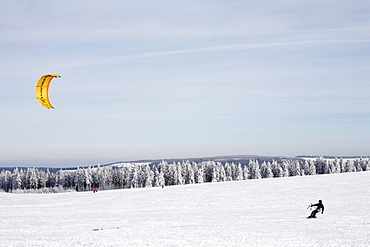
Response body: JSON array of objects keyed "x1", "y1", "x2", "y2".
[{"x1": 1, "y1": 172, "x2": 370, "y2": 247}]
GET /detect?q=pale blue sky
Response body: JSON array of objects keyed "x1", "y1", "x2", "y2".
[{"x1": 1, "y1": 0, "x2": 369, "y2": 167}]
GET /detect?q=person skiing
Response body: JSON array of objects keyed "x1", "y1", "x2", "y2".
[{"x1": 308, "y1": 200, "x2": 324, "y2": 218}]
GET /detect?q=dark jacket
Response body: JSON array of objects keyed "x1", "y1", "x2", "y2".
[{"x1": 312, "y1": 202, "x2": 324, "y2": 213}]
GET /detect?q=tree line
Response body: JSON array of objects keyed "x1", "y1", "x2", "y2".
[{"x1": 0, "y1": 157, "x2": 369, "y2": 193}]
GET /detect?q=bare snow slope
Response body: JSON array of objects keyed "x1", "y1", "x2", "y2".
[{"x1": 1, "y1": 172, "x2": 369, "y2": 247}]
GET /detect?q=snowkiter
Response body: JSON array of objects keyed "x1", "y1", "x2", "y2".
[{"x1": 308, "y1": 200, "x2": 324, "y2": 218}]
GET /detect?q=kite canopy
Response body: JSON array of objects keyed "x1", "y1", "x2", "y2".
[{"x1": 36, "y1": 74, "x2": 61, "y2": 109}]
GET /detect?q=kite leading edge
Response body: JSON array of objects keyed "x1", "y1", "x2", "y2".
[{"x1": 36, "y1": 74, "x2": 61, "y2": 109}]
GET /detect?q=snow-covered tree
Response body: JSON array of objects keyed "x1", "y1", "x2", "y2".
[
  {"x1": 27, "y1": 168, "x2": 38, "y2": 190},
  {"x1": 281, "y1": 161, "x2": 290, "y2": 177},
  {"x1": 11, "y1": 168, "x2": 23, "y2": 191},
  {"x1": 270, "y1": 161, "x2": 283, "y2": 177},
  {"x1": 315, "y1": 157, "x2": 327, "y2": 174},
  {"x1": 195, "y1": 163, "x2": 204, "y2": 184},
  {"x1": 248, "y1": 160, "x2": 261, "y2": 179},
  {"x1": 127, "y1": 166, "x2": 140, "y2": 188},
  {"x1": 289, "y1": 160, "x2": 302, "y2": 177},
  {"x1": 235, "y1": 163, "x2": 244, "y2": 180},
  {"x1": 143, "y1": 165, "x2": 154, "y2": 188},
  {"x1": 260, "y1": 162, "x2": 273, "y2": 179},
  {"x1": 224, "y1": 163, "x2": 233, "y2": 181},
  {"x1": 329, "y1": 159, "x2": 341, "y2": 174},
  {"x1": 353, "y1": 159, "x2": 363, "y2": 172},
  {"x1": 38, "y1": 170, "x2": 48, "y2": 189},
  {"x1": 361, "y1": 159, "x2": 370, "y2": 171},
  {"x1": 177, "y1": 162, "x2": 185, "y2": 185},
  {"x1": 344, "y1": 160, "x2": 356, "y2": 173},
  {"x1": 184, "y1": 161, "x2": 195, "y2": 184},
  {"x1": 0, "y1": 170, "x2": 11, "y2": 192},
  {"x1": 307, "y1": 160, "x2": 316, "y2": 175},
  {"x1": 242, "y1": 165, "x2": 249, "y2": 180}
]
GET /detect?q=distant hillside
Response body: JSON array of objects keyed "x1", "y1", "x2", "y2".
[
  {"x1": 0, "y1": 167, "x2": 63, "y2": 173},
  {"x1": 0, "y1": 155, "x2": 299, "y2": 172},
  {"x1": 297, "y1": 155, "x2": 370, "y2": 159},
  {"x1": 104, "y1": 155, "x2": 303, "y2": 169},
  {"x1": 1, "y1": 154, "x2": 368, "y2": 172}
]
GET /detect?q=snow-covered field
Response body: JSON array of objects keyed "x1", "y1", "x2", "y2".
[{"x1": 1, "y1": 172, "x2": 369, "y2": 247}]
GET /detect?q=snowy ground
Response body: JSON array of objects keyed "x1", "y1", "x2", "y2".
[{"x1": 1, "y1": 172, "x2": 369, "y2": 247}]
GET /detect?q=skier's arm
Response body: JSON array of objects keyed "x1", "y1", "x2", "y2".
[{"x1": 321, "y1": 205, "x2": 324, "y2": 214}]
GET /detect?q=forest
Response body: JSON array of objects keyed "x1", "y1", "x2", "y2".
[{"x1": 1, "y1": 157, "x2": 369, "y2": 193}]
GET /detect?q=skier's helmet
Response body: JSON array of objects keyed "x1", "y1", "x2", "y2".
[{"x1": 319, "y1": 200, "x2": 322, "y2": 203}]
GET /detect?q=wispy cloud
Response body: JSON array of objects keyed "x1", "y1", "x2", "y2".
[{"x1": 58, "y1": 39, "x2": 370, "y2": 68}]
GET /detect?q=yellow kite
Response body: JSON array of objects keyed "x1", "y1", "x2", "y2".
[{"x1": 36, "y1": 74, "x2": 61, "y2": 109}]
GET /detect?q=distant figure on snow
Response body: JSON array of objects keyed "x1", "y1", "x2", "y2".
[
  {"x1": 161, "y1": 185, "x2": 164, "y2": 189},
  {"x1": 93, "y1": 189, "x2": 98, "y2": 193},
  {"x1": 308, "y1": 200, "x2": 324, "y2": 218}
]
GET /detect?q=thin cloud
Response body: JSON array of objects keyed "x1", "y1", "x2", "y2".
[{"x1": 66, "y1": 39, "x2": 370, "y2": 67}]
